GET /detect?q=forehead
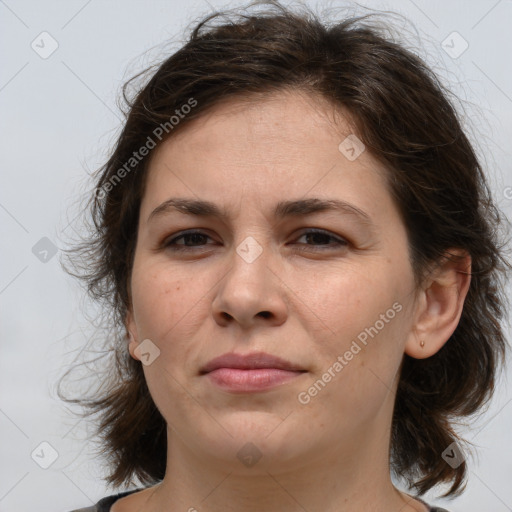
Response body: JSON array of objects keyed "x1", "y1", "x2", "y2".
[
  {"x1": 141, "y1": 89, "x2": 394, "y2": 223},
  {"x1": 156, "y1": 89, "x2": 361, "y2": 159}
]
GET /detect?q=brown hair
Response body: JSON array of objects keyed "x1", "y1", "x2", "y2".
[{"x1": 58, "y1": 0, "x2": 512, "y2": 499}]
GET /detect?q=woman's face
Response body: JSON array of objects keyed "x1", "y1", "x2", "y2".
[{"x1": 126, "y1": 90, "x2": 421, "y2": 472}]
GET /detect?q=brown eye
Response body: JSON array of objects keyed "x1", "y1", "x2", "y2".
[
  {"x1": 163, "y1": 230, "x2": 215, "y2": 251},
  {"x1": 294, "y1": 229, "x2": 348, "y2": 250}
]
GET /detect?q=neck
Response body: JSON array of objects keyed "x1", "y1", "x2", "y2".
[{"x1": 144, "y1": 420, "x2": 427, "y2": 512}]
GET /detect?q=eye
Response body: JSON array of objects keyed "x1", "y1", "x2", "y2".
[
  {"x1": 161, "y1": 228, "x2": 348, "y2": 253},
  {"x1": 293, "y1": 229, "x2": 348, "y2": 251},
  {"x1": 162, "y1": 230, "x2": 216, "y2": 252}
]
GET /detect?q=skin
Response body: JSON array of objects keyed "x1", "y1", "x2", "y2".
[{"x1": 118, "y1": 89, "x2": 471, "y2": 512}]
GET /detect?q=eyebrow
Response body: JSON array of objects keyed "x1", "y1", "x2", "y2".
[{"x1": 147, "y1": 197, "x2": 375, "y2": 228}]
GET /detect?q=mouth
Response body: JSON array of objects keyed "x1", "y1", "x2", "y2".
[
  {"x1": 200, "y1": 351, "x2": 307, "y2": 393},
  {"x1": 204, "y1": 367, "x2": 305, "y2": 392}
]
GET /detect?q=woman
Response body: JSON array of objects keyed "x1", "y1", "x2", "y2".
[{"x1": 61, "y1": 2, "x2": 512, "y2": 511}]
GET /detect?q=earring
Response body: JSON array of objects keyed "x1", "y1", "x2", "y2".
[{"x1": 420, "y1": 339, "x2": 425, "y2": 348}]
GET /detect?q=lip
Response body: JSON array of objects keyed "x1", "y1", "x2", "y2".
[
  {"x1": 200, "y1": 351, "x2": 304, "y2": 373},
  {"x1": 200, "y1": 351, "x2": 306, "y2": 392}
]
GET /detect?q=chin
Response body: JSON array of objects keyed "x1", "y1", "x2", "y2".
[{"x1": 185, "y1": 413, "x2": 309, "y2": 472}]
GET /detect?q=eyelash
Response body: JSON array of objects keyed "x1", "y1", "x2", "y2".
[{"x1": 162, "y1": 229, "x2": 348, "y2": 252}]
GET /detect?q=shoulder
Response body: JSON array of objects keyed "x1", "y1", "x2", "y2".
[
  {"x1": 414, "y1": 495, "x2": 452, "y2": 512},
  {"x1": 67, "y1": 488, "x2": 144, "y2": 512},
  {"x1": 414, "y1": 496, "x2": 451, "y2": 512}
]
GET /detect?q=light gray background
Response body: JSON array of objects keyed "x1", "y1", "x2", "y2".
[{"x1": 1, "y1": 1, "x2": 511, "y2": 511}]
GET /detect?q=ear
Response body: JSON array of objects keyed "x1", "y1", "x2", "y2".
[
  {"x1": 125, "y1": 309, "x2": 141, "y2": 361},
  {"x1": 405, "y1": 248, "x2": 471, "y2": 359}
]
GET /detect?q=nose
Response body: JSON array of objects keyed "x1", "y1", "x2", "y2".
[{"x1": 211, "y1": 237, "x2": 288, "y2": 329}]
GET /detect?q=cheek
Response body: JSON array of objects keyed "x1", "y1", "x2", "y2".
[
  {"x1": 131, "y1": 268, "x2": 206, "y2": 411},
  {"x1": 308, "y1": 267, "x2": 407, "y2": 375},
  {"x1": 299, "y1": 264, "x2": 397, "y2": 335},
  {"x1": 299, "y1": 300, "x2": 406, "y2": 432},
  {"x1": 131, "y1": 265, "x2": 203, "y2": 351}
]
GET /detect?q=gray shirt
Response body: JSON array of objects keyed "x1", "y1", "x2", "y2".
[{"x1": 68, "y1": 488, "x2": 452, "y2": 511}]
